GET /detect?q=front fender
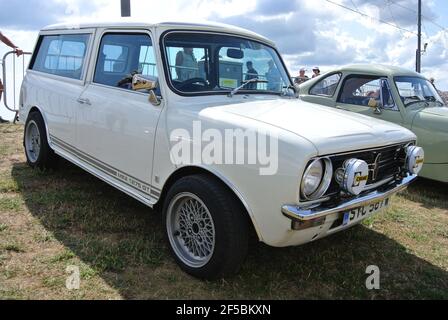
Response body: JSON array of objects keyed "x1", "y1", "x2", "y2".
[{"x1": 412, "y1": 111, "x2": 448, "y2": 164}]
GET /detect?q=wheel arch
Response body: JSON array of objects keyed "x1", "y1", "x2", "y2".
[
  {"x1": 156, "y1": 165, "x2": 263, "y2": 242},
  {"x1": 25, "y1": 106, "x2": 52, "y2": 149}
]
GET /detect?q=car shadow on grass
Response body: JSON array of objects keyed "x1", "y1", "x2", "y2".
[
  {"x1": 11, "y1": 161, "x2": 448, "y2": 300},
  {"x1": 403, "y1": 178, "x2": 448, "y2": 211}
]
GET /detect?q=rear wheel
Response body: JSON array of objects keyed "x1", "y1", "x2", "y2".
[
  {"x1": 24, "y1": 112, "x2": 58, "y2": 170},
  {"x1": 163, "y1": 174, "x2": 249, "y2": 280}
]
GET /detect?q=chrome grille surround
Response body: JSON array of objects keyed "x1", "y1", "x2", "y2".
[{"x1": 300, "y1": 142, "x2": 414, "y2": 206}]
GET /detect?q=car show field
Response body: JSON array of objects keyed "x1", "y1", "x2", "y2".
[{"x1": 1, "y1": 124, "x2": 447, "y2": 300}]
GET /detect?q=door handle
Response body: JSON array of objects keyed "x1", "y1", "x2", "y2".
[{"x1": 77, "y1": 98, "x2": 92, "y2": 106}]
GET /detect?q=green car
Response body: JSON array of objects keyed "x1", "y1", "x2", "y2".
[{"x1": 299, "y1": 64, "x2": 448, "y2": 183}]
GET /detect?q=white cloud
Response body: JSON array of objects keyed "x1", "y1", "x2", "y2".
[{"x1": 1, "y1": 0, "x2": 447, "y2": 120}]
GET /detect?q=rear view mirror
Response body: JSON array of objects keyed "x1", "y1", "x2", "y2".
[{"x1": 227, "y1": 48, "x2": 244, "y2": 60}]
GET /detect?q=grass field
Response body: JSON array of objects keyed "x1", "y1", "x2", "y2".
[{"x1": 0, "y1": 123, "x2": 447, "y2": 300}]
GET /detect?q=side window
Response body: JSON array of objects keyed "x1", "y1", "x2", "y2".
[
  {"x1": 94, "y1": 33, "x2": 158, "y2": 90},
  {"x1": 31, "y1": 34, "x2": 90, "y2": 80},
  {"x1": 166, "y1": 46, "x2": 207, "y2": 82},
  {"x1": 338, "y1": 76, "x2": 382, "y2": 106},
  {"x1": 310, "y1": 73, "x2": 341, "y2": 96},
  {"x1": 338, "y1": 75, "x2": 397, "y2": 110}
]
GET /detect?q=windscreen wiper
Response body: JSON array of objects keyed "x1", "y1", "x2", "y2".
[{"x1": 228, "y1": 78, "x2": 268, "y2": 98}]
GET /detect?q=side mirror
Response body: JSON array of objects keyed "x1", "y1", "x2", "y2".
[
  {"x1": 368, "y1": 98, "x2": 382, "y2": 114},
  {"x1": 132, "y1": 74, "x2": 158, "y2": 91},
  {"x1": 132, "y1": 74, "x2": 162, "y2": 106}
]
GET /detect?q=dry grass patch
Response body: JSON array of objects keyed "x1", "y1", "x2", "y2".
[{"x1": 0, "y1": 123, "x2": 447, "y2": 300}]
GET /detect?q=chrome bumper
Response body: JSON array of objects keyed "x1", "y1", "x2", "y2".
[{"x1": 282, "y1": 175, "x2": 417, "y2": 222}]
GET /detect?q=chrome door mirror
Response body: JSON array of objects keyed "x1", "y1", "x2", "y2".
[
  {"x1": 368, "y1": 98, "x2": 382, "y2": 114},
  {"x1": 132, "y1": 74, "x2": 158, "y2": 91},
  {"x1": 132, "y1": 74, "x2": 162, "y2": 106}
]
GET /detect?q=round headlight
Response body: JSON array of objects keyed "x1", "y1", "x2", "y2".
[
  {"x1": 406, "y1": 146, "x2": 424, "y2": 175},
  {"x1": 301, "y1": 158, "x2": 333, "y2": 200}
]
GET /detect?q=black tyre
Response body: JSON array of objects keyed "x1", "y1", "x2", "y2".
[
  {"x1": 24, "y1": 111, "x2": 58, "y2": 170},
  {"x1": 163, "y1": 174, "x2": 249, "y2": 280}
]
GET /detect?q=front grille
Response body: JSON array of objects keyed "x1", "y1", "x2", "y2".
[{"x1": 325, "y1": 143, "x2": 408, "y2": 197}]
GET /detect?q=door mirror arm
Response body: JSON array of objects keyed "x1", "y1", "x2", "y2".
[{"x1": 149, "y1": 90, "x2": 162, "y2": 106}]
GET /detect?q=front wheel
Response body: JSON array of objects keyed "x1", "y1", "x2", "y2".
[{"x1": 163, "y1": 175, "x2": 249, "y2": 280}]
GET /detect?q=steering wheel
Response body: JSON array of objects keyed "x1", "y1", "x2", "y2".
[{"x1": 177, "y1": 78, "x2": 208, "y2": 90}]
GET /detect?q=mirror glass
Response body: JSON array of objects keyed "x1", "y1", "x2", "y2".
[{"x1": 227, "y1": 48, "x2": 244, "y2": 60}]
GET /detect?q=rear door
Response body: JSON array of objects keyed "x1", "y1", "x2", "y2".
[
  {"x1": 26, "y1": 30, "x2": 94, "y2": 146},
  {"x1": 76, "y1": 30, "x2": 163, "y2": 202}
]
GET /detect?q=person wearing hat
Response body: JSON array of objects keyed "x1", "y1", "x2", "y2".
[
  {"x1": 294, "y1": 67, "x2": 309, "y2": 85},
  {"x1": 312, "y1": 67, "x2": 321, "y2": 78}
]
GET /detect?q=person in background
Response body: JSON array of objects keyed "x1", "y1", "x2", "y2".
[
  {"x1": 312, "y1": 66, "x2": 321, "y2": 78},
  {"x1": 294, "y1": 67, "x2": 309, "y2": 85},
  {"x1": 175, "y1": 47, "x2": 199, "y2": 81},
  {"x1": 0, "y1": 31, "x2": 23, "y2": 123},
  {"x1": 245, "y1": 61, "x2": 258, "y2": 90},
  {"x1": 266, "y1": 60, "x2": 282, "y2": 91}
]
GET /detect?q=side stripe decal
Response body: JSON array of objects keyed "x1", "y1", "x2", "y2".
[{"x1": 50, "y1": 135, "x2": 161, "y2": 199}]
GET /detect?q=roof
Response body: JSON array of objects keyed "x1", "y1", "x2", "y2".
[
  {"x1": 41, "y1": 20, "x2": 274, "y2": 46},
  {"x1": 325, "y1": 64, "x2": 424, "y2": 78}
]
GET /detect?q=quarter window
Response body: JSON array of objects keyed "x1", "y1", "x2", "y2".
[
  {"x1": 94, "y1": 33, "x2": 158, "y2": 90},
  {"x1": 310, "y1": 73, "x2": 341, "y2": 96},
  {"x1": 31, "y1": 34, "x2": 90, "y2": 80}
]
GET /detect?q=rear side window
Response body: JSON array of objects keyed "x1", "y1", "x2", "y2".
[
  {"x1": 310, "y1": 73, "x2": 341, "y2": 96},
  {"x1": 30, "y1": 34, "x2": 90, "y2": 80}
]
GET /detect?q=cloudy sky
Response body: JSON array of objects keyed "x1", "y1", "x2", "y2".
[{"x1": 1, "y1": 0, "x2": 447, "y2": 119}]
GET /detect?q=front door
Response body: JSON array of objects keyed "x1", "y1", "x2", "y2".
[
  {"x1": 77, "y1": 31, "x2": 163, "y2": 202},
  {"x1": 336, "y1": 75, "x2": 404, "y2": 125}
]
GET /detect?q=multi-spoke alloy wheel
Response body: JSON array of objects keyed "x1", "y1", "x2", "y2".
[
  {"x1": 163, "y1": 175, "x2": 249, "y2": 280},
  {"x1": 167, "y1": 193, "x2": 216, "y2": 268}
]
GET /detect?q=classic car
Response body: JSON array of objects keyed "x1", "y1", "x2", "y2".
[
  {"x1": 19, "y1": 23, "x2": 423, "y2": 280},
  {"x1": 299, "y1": 64, "x2": 447, "y2": 183}
]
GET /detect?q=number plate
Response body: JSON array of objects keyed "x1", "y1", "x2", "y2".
[{"x1": 343, "y1": 198, "x2": 390, "y2": 227}]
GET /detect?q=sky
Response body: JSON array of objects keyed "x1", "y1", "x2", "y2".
[{"x1": 1, "y1": 0, "x2": 447, "y2": 119}]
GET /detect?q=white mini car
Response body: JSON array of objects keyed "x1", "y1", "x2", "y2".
[{"x1": 19, "y1": 21, "x2": 423, "y2": 279}]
